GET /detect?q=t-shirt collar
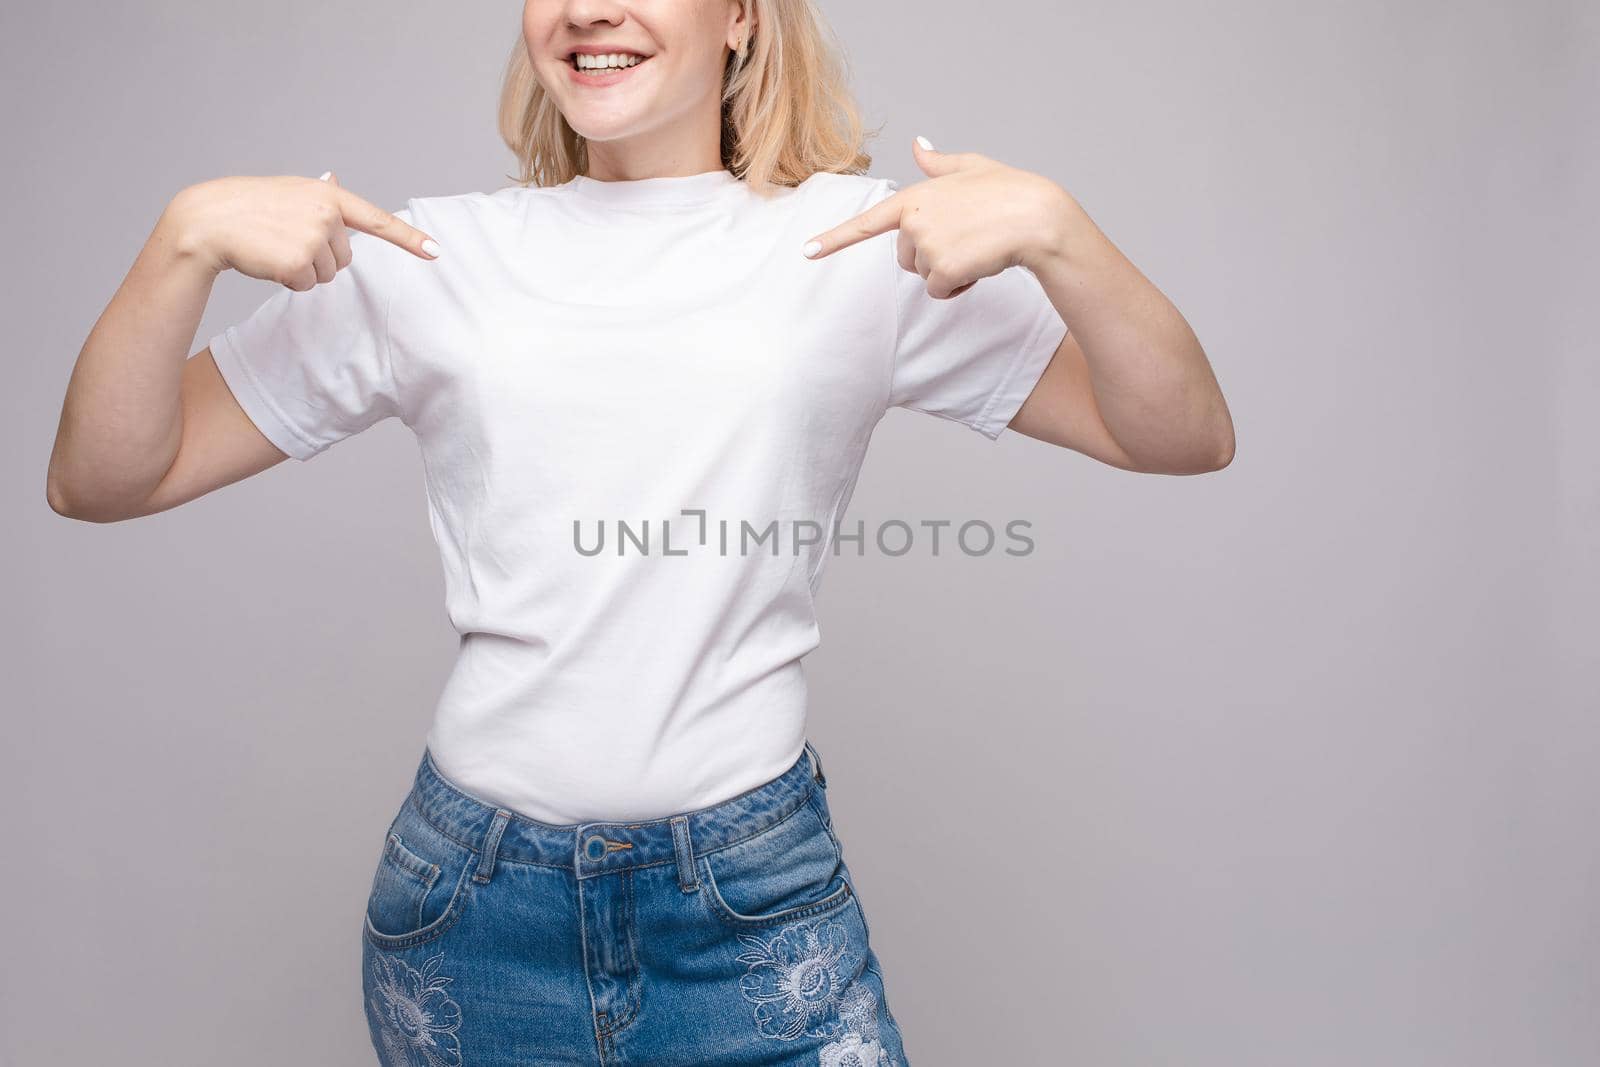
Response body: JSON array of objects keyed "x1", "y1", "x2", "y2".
[{"x1": 563, "y1": 168, "x2": 742, "y2": 208}]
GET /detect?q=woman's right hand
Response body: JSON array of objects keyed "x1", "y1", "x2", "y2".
[{"x1": 164, "y1": 172, "x2": 440, "y2": 290}]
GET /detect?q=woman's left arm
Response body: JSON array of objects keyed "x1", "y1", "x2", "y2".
[
  {"x1": 1012, "y1": 172, "x2": 1235, "y2": 474},
  {"x1": 807, "y1": 139, "x2": 1235, "y2": 474}
]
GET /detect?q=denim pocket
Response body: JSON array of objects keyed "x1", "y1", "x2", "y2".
[
  {"x1": 363, "y1": 798, "x2": 475, "y2": 950},
  {"x1": 699, "y1": 787, "x2": 854, "y2": 928}
]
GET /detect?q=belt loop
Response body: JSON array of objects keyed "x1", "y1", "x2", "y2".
[
  {"x1": 670, "y1": 815, "x2": 699, "y2": 892},
  {"x1": 474, "y1": 809, "x2": 513, "y2": 884},
  {"x1": 804, "y1": 739, "x2": 826, "y2": 787}
]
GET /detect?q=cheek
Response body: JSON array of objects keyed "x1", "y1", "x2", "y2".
[
  {"x1": 656, "y1": 44, "x2": 727, "y2": 100},
  {"x1": 521, "y1": 3, "x2": 554, "y2": 51},
  {"x1": 520, "y1": 18, "x2": 563, "y2": 85}
]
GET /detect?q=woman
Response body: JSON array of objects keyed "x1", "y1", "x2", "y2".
[{"x1": 47, "y1": 0, "x2": 1233, "y2": 1063}]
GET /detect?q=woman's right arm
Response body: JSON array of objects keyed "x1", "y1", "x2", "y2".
[{"x1": 45, "y1": 174, "x2": 438, "y2": 523}]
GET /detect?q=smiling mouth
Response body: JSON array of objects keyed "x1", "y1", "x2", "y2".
[{"x1": 567, "y1": 52, "x2": 652, "y2": 74}]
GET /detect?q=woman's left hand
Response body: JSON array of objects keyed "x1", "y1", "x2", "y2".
[{"x1": 801, "y1": 137, "x2": 1075, "y2": 298}]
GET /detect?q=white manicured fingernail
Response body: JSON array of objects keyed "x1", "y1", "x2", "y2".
[
  {"x1": 915, "y1": 135, "x2": 934, "y2": 151},
  {"x1": 318, "y1": 170, "x2": 332, "y2": 181},
  {"x1": 802, "y1": 240, "x2": 822, "y2": 258},
  {"x1": 421, "y1": 238, "x2": 442, "y2": 258}
]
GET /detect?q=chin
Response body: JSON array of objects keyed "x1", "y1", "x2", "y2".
[{"x1": 566, "y1": 119, "x2": 644, "y2": 144}]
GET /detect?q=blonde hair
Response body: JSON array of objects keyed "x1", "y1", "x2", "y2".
[{"x1": 496, "y1": 0, "x2": 877, "y2": 195}]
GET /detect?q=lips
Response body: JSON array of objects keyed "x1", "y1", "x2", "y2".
[
  {"x1": 566, "y1": 51, "x2": 652, "y2": 70},
  {"x1": 564, "y1": 54, "x2": 652, "y2": 89}
]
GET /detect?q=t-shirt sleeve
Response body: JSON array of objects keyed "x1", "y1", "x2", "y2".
[
  {"x1": 880, "y1": 179, "x2": 1069, "y2": 440},
  {"x1": 205, "y1": 207, "x2": 413, "y2": 461}
]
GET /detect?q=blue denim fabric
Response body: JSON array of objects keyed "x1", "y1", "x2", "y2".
[{"x1": 361, "y1": 741, "x2": 910, "y2": 1066}]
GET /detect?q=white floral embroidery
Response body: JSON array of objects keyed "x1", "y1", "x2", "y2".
[
  {"x1": 818, "y1": 983, "x2": 893, "y2": 1067},
  {"x1": 368, "y1": 951, "x2": 464, "y2": 1067},
  {"x1": 820, "y1": 1028, "x2": 891, "y2": 1067},
  {"x1": 737, "y1": 919, "x2": 853, "y2": 1039},
  {"x1": 735, "y1": 919, "x2": 896, "y2": 1065}
]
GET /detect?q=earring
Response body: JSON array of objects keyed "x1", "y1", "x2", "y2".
[{"x1": 735, "y1": 32, "x2": 749, "y2": 61}]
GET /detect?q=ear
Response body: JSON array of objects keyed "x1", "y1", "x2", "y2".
[{"x1": 727, "y1": 0, "x2": 755, "y2": 54}]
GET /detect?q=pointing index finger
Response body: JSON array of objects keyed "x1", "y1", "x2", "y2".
[
  {"x1": 333, "y1": 185, "x2": 441, "y2": 260},
  {"x1": 802, "y1": 191, "x2": 903, "y2": 260}
]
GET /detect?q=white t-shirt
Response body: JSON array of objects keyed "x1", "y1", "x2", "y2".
[{"x1": 208, "y1": 167, "x2": 1067, "y2": 824}]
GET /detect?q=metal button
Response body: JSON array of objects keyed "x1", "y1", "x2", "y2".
[{"x1": 583, "y1": 834, "x2": 607, "y2": 861}]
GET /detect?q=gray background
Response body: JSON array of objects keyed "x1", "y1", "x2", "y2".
[{"x1": 5, "y1": 1, "x2": 1595, "y2": 1064}]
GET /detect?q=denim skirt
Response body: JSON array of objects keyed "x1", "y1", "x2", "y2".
[{"x1": 360, "y1": 740, "x2": 910, "y2": 1066}]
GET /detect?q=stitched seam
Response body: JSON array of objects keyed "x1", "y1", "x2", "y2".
[
  {"x1": 384, "y1": 834, "x2": 440, "y2": 885},
  {"x1": 363, "y1": 859, "x2": 473, "y2": 949},
  {"x1": 212, "y1": 327, "x2": 323, "y2": 456},
  {"x1": 597, "y1": 870, "x2": 644, "y2": 1035},
  {"x1": 406, "y1": 792, "x2": 488, "y2": 855},
  {"x1": 850, "y1": 885, "x2": 873, "y2": 946},
  {"x1": 578, "y1": 868, "x2": 603, "y2": 1061},
  {"x1": 866, "y1": 956, "x2": 906, "y2": 1046},
  {"x1": 805, "y1": 792, "x2": 844, "y2": 866},
  {"x1": 692, "y1": 778, "x2": 818, "y2": 859},
  {"x1": 973, "y1": 286, "x2": 1062, "y2": 437},
  {"x1": 407, "y1": 770, "x2": 820, "y2": 868},
  {"x1": 700, "y1": 855, "x2": 854, "y2": 927}
]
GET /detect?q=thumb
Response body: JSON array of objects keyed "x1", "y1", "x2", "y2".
[
  {"x1": 912, "y1": 135, "x2": 961, "y2": 178},
  {"x1": 319, "y1": 170, "x2": 340, "y2": 186}
]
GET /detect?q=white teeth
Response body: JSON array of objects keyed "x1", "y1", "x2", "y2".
[{"x1": 574, "y1": 53, "x2": 644, "y2": 71}]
